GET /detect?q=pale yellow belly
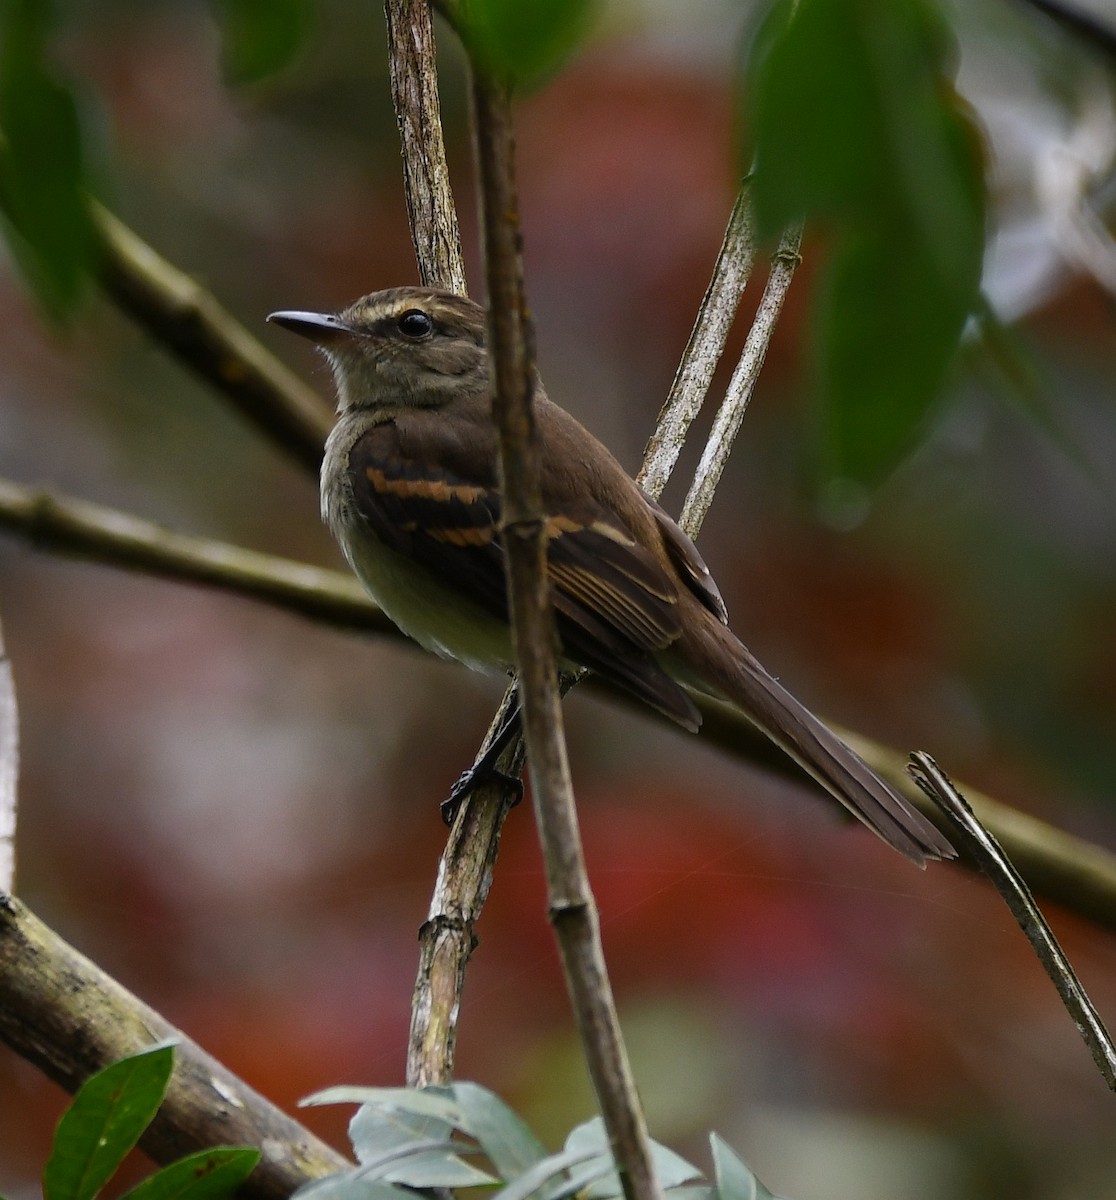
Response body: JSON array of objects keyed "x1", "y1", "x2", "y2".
[{"x1": 342, "y1": 529, "x2": 514, "y2": 671}]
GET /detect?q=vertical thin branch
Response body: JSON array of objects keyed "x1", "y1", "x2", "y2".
[
  {"x1": 384, "y1": 0, "x2": 469, "y2": 294},
  {"x1": 0, "y1": 611, "x2": 16, "y2": 892},
  {"x1": 679, "y1": 224, "x2": 802, "y2": 538},
  {"x1": 380, "y1": 0, "x2": 514, "y2": 1091},
  {"x1": 471, "y1": 72, "x2": 660, "y2": 1200},
  {"x1": 637, "y1": 186, "x2": 756, "y2": 500}
]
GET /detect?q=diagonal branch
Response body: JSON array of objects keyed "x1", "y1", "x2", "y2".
[
  {"x1": 910, "y1": 752, "x2": 1116, "y2": 1092},
  {"x1": 5, "y1": 477, "x2": 1116, "y2": 936},
  {"x1": 638, "y1": 185, "x2": 757, "y2": 500},
  {"x1": 91, "y1": 201, "x2": 331, "y2": 475},
  {"x1": 679, "y1": 224, "x2": 802, "y2": 537},
  {"x1": 0, "y1": 894, "x2": 351, "y2": 1199}
]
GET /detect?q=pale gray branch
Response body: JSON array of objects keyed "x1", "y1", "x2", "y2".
[
  {"x1": 637, "y1": 186, "x2": 756, "y2": 501},
  {"x1": 680, "y1": 224, "x2": 802, "y2": 538}
]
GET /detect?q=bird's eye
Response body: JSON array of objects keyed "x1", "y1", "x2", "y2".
[{"x1": 397, "y1": 309, "x2": 433, "y2": 339}]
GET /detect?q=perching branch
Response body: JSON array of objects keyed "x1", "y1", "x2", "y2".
[
  {"x1": 0, "y1": 894, "x2": 351, "y2": 1199},
  {"x1": 472, "y1": 70, "x2": 661, "y2": 1200},
  {"x1": 5, "y1": 477, "x2": 1116, "y2": 936}
]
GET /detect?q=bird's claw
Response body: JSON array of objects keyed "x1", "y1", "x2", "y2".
[{"x1": 441, "y1": 765, "x2": 524, "y2": 825}]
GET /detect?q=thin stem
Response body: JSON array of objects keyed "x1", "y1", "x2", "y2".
[
  {"x1": 909, "y1": 752, "x2": 1116, "y2": 1092},
  {"x1": 384, "y1": 0, "x2": 469, "y2": 293},
  {"x1": 0, "y1": 610, "x2": 16, "y2": 892},
  {"x1": 680, "y1": 224, "x2": 802, "y2": 538},
  {"x1": 472, "y1": 70, "x2": 660, "y2": 1200},
  {"x1": 637, "y1": 185, "x2": 756, "y2": 500}
]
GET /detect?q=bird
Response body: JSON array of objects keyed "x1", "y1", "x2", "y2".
[{"x1": 268, "y1": 286, "x2": 954, "y2": 866}]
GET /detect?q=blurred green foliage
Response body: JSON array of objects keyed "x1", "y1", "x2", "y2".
[
  {"x1": 743, "y1": 0, "x2": 987, "y2": 494},
  {"x1": 211, "y1": 0, "x2": 314, "y2": 86},
  {"x1": 461, "y1": 0, "x2": 600, "y2": 89},
  {"x1": 0, "y1": 0, "x2": 94, "y2": 321}
]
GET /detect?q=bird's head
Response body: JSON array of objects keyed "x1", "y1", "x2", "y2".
[{"x1": 269, "y1": 287, "x2": 489, "y2": 414}]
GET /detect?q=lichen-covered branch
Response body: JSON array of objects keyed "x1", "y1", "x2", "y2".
[{"x1": 0, "y1": 895, "x2": 350, "y2": 1199}]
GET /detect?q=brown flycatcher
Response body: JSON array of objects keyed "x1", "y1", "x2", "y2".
[{"x1": 269, "y1": 287, "x2": 954, "y2": 866}]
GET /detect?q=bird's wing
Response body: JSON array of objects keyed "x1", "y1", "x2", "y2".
[{"x1": 346, "y1": 415, "x2": 701, "y2": 728}]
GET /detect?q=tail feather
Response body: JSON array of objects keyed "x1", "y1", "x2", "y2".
[{"x1": 679, "y1": 619, "x2": 955, "y2": 866}]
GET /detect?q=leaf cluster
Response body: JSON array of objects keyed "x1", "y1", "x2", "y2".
[
  {"x1": 298, "y1": 1083, "x2": 783, "y2": 1200},
  {"x1": 743, "y1": 0, "x2": 987, "y2": 493}
]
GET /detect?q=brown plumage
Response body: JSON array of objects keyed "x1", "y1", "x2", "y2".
[{"x1": 269, "y1": 287, "x2": 955, "y2": 867}]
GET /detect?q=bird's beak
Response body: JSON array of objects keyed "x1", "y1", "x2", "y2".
[{"x1": 267, "y1": 309, "x2": 353, "y2": 344}]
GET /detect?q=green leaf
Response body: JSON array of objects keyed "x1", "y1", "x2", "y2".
[
  {"x1": 452, "y1": 1081, "x2": 547, "y2": 1180},
  {"x1": 814, "y1": 214, "x2": 971, "y2": 488},
  {"x1": 463, "y1": 0, "x2": 598, "y2": 88},
  {"x1": 119, "y1": 1148, "x2": 260, "y2": 1200},
  {"x1": 743, "y1": 0, "x2": 985, "y2": 487},
  {"x1": 0, "y1": 0, "x2": 95, "y2": 321},
  {"x1": 709, "y1": 1133, "x2": 781, "y2": 1200},
  {"x1": 211, "y1": 0, "x2": 312, "y2": 85},
  {"x1": 43, "y1": 1044, "x2": 177, "y2": 1200}
]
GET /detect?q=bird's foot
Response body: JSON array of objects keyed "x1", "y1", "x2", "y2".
[{"x1": 441, "y1": 764, "x2": 524, "y2": 825}]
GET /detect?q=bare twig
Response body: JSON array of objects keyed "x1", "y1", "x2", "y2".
[
  {"x1": 91, "y1": 202, "x2": 331, "y2": 475},
  {"x1": 638, "y1": 186, "x2": 757, "y2": 500},
  {"x1": 679, "y1": 225, "x2": 802, "y2": 537},
  {"x1": 384, "y1": 0, "x2": 469, "y2": 294},
  {"x1": 909, "y1": 752, "x2": 1116, "y2": 1091},
  {"x1": 0, "y1": 610, "x2": 16, "y2": 892},
  {"x1": 472, "y1": 70, "x2": 660, "y2": 1200},
  {"x1": 0, "y1": 477, "x2": 387, "y2": 636},
  {"x1": 0, "y1": 894, "x2": 351, "y2": 1198}
]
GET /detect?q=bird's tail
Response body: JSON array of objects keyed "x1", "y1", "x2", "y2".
[{"x1": 679, "y1": 618, "x2": 955, "y2": 866}]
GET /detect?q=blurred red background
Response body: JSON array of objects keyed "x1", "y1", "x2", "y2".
[{"x1": 2, "y1": 2, "x2": 1116, "y2": 1198}]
